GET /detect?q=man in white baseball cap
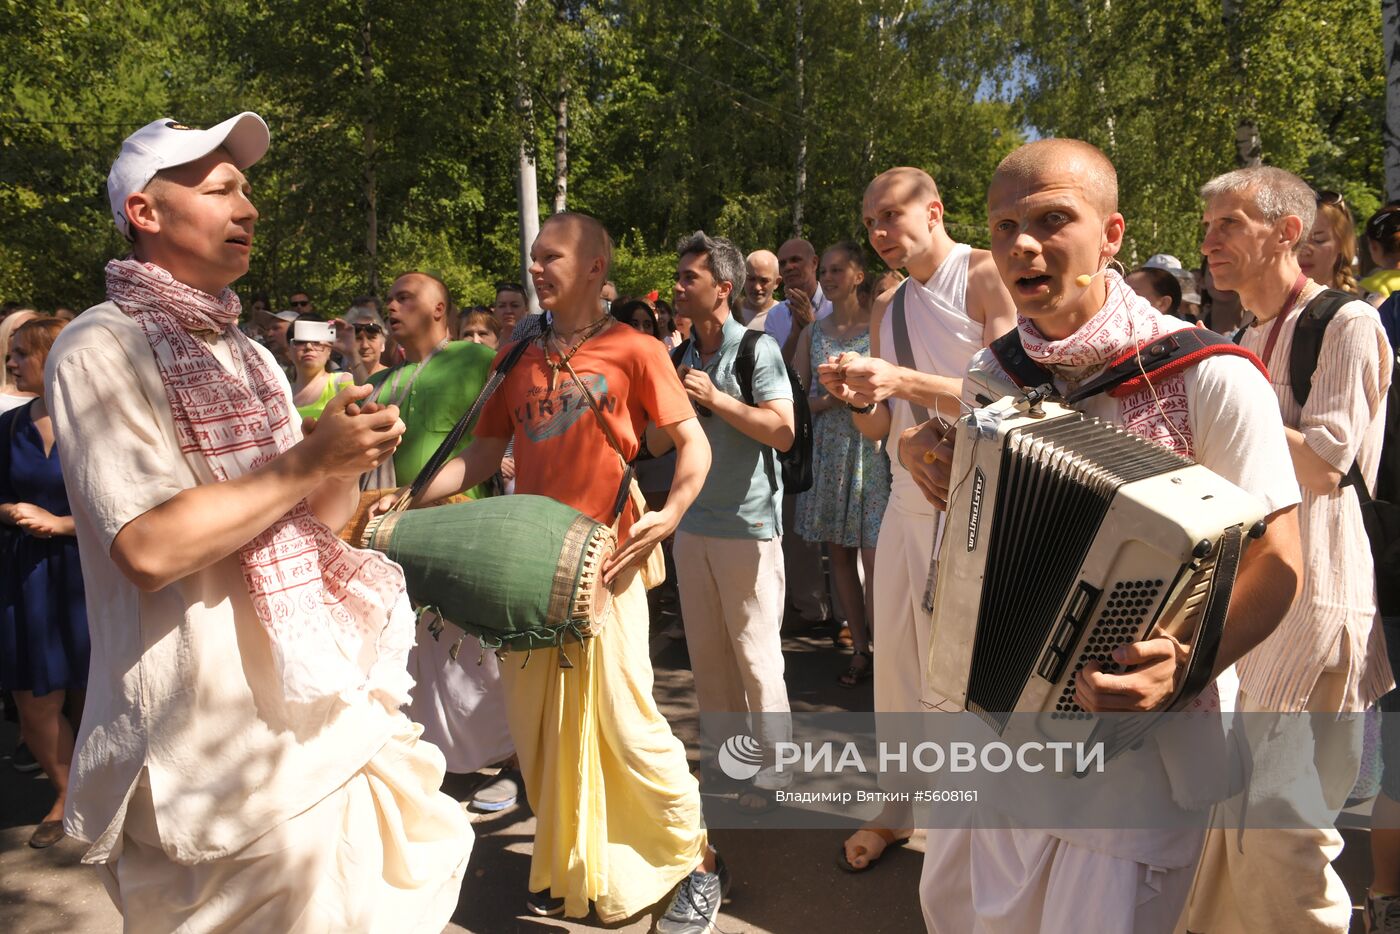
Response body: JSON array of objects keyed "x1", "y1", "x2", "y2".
[{"x1": 45, "y1": 114, "x2": 472, "y2": 932}]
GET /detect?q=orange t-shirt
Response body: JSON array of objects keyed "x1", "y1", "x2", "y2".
[{"x1": 475, "y1": 324, "x2": 694, "y2": 537}]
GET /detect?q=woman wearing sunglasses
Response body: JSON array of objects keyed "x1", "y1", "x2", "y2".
[
  {"x1": 1300, "y1": 189, "x2": 1361, "y2": 295},
  {"x1": 290, "y1": 316, "x2": 355, "y2": 421},
  {"x1": 342, "y1": 306, "x2": 390, "y2": 384}
]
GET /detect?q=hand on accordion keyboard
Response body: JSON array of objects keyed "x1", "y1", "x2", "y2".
[
  {"x1": 1073, "y1": 636, "x2": 1190, "y2": 713},
  {"x1": 897, "y1": 417, "x2": 956, "y2": 510}
]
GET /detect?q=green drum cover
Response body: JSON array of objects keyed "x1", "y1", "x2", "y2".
[{"x1": 366, "y1": 494, "x2": 609, "y2": 652}]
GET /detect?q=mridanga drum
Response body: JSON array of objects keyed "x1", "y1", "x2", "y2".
[{"x1": 361, "y1": 494, "x2": 615, "y2": 654}]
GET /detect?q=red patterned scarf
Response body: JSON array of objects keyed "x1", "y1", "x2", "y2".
[
  {"x1": 1017, "y1": 270, "x2": 1196, "y2": 457},
  {"x1": 106, "y1": 258, "x2": 412, "y2": 706}
]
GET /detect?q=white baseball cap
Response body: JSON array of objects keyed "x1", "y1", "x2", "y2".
[
  {"x1": 107, "y1": 112, "x2": 270, "y2": 240},
  {"x1": 1143, "y1": 253, "x2": 1183, "y2": 271}
]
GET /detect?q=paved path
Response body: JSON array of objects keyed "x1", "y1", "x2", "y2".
[
  {"x1": 0, "y1": 609, "x2": 928, "y2": 933},
  {"x1": 0, "y1": 605, "x2": 1377, "y2": 933}
]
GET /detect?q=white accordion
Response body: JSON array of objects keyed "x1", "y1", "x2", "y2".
[{"x1": 926, "y1": 395, "x2": 1268, "y2": 757}]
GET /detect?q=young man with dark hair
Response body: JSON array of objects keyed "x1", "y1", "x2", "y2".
[{"x1": 665, "y1": 230, "x2": 796, "y2": 811}]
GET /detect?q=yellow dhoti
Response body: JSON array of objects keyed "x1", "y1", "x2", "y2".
[{"x1": 501, "y1": 563, "x2": 707, "y2": 922}]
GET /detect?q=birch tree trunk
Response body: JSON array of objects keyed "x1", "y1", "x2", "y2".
[
  {"x1": 553, "y1": 75, "x2": 568, "y2": 215},
  {"x1": 515, "y1": 0, "x2": 540, "y2": 313},
  {"x1": 792, "y1": 0, "x2": 807, "y2": 237}
]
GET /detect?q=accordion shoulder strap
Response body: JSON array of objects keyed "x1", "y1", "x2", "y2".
[
  {"x1": 987, "y1": 329, "x2": 1055, "y2": 393},
  {"x1": 1065, "y1": 328, "x2": 1268, "y2": 404}
]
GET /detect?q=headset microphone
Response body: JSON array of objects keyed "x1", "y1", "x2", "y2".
[{"x1": 1075, "y1": 268, "x2": 1107, "y2": 287}]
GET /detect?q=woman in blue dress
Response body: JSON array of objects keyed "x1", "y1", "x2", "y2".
[
  {"x1": 1, "y1": 317, "x2": 88, "y2": 848},
  {"x1": 793, "y1": 243, "x2": 892, "y2": 687}
]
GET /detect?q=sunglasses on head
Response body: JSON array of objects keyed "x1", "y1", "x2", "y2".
[
  {"x1": 1316, "y1": 190, "x2": 1347, "y2": 210},
  {"x1": 352, "y1": 324, "x2": 383, "y2": 337}
]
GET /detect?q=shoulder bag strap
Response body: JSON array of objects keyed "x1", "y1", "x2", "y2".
[
  {"x1": 1289, "y1": 287, "x2": 1352, "y2": 409},
  {"x1": 556, "y1": 351, "x2": 636, "y2": 524},
  {"x1": 890, "y1": 281, "x2": 932, "y2": 424},
  {"x1": 399, "y1": 338, "x2": 533, "y2": 509},
  {"x1": 734, "y1": 328, "x2": 780, "y2": 493}
]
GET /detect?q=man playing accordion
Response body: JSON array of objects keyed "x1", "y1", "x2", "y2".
[{"x1": 905, "y1": 139, "x2": 1304, "y2": 934}]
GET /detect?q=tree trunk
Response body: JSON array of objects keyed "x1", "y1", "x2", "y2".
[
  {"x1": 1222, "y1": 0, "x2": 1262, "y2": 167},
  {"x1": 360, "y1": 2, "x2": 378, "y2": 294},
  {"x1": 1385, "y1": 0, "x2": 1400, "y2": 200},
  {"x1": 515, "y1": 0, "x2": 540, "y2": 313},
  {"x1": 553, "y1": 75, "x2": 569, "y2": 215},
  {"x1": 792, "y1": 0, "x2": 807, "y2": 237}
]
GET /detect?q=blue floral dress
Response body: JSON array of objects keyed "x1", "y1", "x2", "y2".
[{"x1": 795, "y1": 319, "x2": 891, "y2": 548}]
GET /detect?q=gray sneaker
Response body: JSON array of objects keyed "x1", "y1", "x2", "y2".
[
  {"x1": 1368, "y1": 892, "x2": 1400, "y2": 933},
  {"x1": 655, "y1": 859, "x2": 725, "y2": 934}
]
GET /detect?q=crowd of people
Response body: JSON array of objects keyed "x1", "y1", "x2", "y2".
[{"x1": 2, "y1": 109, "x2": 1399, "y2": 934}]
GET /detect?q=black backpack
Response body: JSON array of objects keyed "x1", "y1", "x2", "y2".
[
  {"x1": 671, "y1": 330, "x2": 814, "y2": 494},
  {"x1": 1259, "y1": 288, "x2": 1400, "y2": 614}
]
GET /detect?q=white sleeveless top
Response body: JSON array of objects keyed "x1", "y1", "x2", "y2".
[{"x1": 878, "y1": 243, "x2": 981, "y2": 516}]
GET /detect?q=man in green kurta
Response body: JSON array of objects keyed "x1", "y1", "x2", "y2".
[{"x1": 368, "y1": 271, "x2": 494, "y2": 493}]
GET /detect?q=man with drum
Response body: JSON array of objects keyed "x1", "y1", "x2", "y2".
[
  {"x1": 400, "y1": 212, "x2": 724, "y2": 931},
  {"x1": 45, "y1": 113, "x2": 471, "y2": 930},
  {"x1": 904, "y1": 139, "x2": 1303, "y2": 933}
]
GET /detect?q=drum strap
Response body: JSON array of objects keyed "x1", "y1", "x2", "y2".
[
  {"x1": 402, "y1": 337, "x2": 534, "y2": 509},
  {"x1": 555, "y1": 349, "x2": 637, "y2": 525}
]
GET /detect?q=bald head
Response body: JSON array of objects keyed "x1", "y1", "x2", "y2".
[
  {"x1": 540, "y1": 211, "x2": 613, "y2": 275},
  {"x1": 864, "y1": 166, "x2": 941, "y2": 207},
  {"x1": 387, "y1": 270, "x2": 452, "y2": 355},
  {"x1": 992, "y1": 139, "x2": 1118, "y2": 216},
  {"x1": 777, "y1": 238, "x2": 819, "y2": 294},
  {"x1": 745, "y1": 249, "x2": 780, "y2": 309}
]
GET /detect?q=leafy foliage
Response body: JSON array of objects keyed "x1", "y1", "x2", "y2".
[{"x1": 0, "y1": 0, "x2": 1383, "y2": 310}]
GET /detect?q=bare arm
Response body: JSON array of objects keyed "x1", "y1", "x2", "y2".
[
  {"x1": 1283, "y1": 427, "x2": 1344, "y2": 495},
  {"x1": 1209, "y1": 504, "x2": 1301, "y2": 673},
  {"x1": 967, "y1": 249, "x2": 1018, "y2": 346},
  {"x1": 404, "y1": 434, "x2": 511, "y2": 507},
  {"x1": 679, "y1": 366, "x2": 796, "y2": 450},
  {"x1": 112, "y1": 385, "x2": 404, "y2": 591}
]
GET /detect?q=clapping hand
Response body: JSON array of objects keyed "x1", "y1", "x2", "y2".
[{"x1": 788, "y1": 288, "x2": 815, "y2": 329}]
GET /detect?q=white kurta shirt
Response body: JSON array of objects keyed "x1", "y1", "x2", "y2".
[{"x1": 47, "y1": 302, "x2": 404, "y2": 864}]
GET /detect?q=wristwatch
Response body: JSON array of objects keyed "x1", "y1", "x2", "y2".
[{"x1": 846, "y1": 400, "x2": 876, "y2": 415}]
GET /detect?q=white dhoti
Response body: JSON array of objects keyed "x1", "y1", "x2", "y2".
[
  {"x1": 872, "y1": 504, "x2": 938, "y2": 712},
  {"x1": 921, "y1": 827, "x2": 1195, "y2": 934},
  {"x1": 407, "y1": 614, "x2": 515, "y2": 774},
  {"x1": 99, "y1": 716, "x2": 472, "y2": 933}
]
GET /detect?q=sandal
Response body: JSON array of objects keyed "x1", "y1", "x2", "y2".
[
  {"x1": 737, "y1": 786, "x2": 777, "y2": 816},
  {"x1": 837, "y1": 826, "x2": 910, "y2": 872},
  {"x1": 839, "y1": 651, "x2": 873, "y2": 688}
]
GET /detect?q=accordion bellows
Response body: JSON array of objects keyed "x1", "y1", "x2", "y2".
[
  {"x1": 361, "y1": 495, "x2": 615, "y2": 652},
  {"x1": 928, "y1": 398, "x2": 1268, "y2": 754}
]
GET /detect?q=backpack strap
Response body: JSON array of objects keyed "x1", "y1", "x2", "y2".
[
  {"x1": 1067, "y1": 327, "x2": 1269, "y2": 403},
  {"x1": 735, "y1": 328, "x2": 780, "y2": 493},
  {"x1": 987, "y1": 329, "x2": 1056, "y2": 392},
  {"x1": 1289, "y1": 288, "x2": 1353, "y2": 409},
  {"x1": 669, "y1": 339, "x2": 692, "y2": 368},
  {"x1": 889, "y1": 282, "x2": 932, "y2": 424}
]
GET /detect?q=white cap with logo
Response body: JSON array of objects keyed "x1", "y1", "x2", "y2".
[{"x1": 107, "y1": 112, "x2": 270, "y2": 240}]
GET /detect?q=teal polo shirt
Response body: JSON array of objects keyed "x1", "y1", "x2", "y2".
[
  {"x1": 366, "y1": 339, "x2": 495, "y2": 494},
  {"x1": 676, "y1": 314, "x2": 792, "y2": 540}
]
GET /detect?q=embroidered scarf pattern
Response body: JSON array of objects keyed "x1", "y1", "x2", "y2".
[
  {"x1": 1017, "y1": 270, "x2": 1195, "y2": 458},
  {"x1": 105, "y1": 258, "x2": 412, "y2": 706}
]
